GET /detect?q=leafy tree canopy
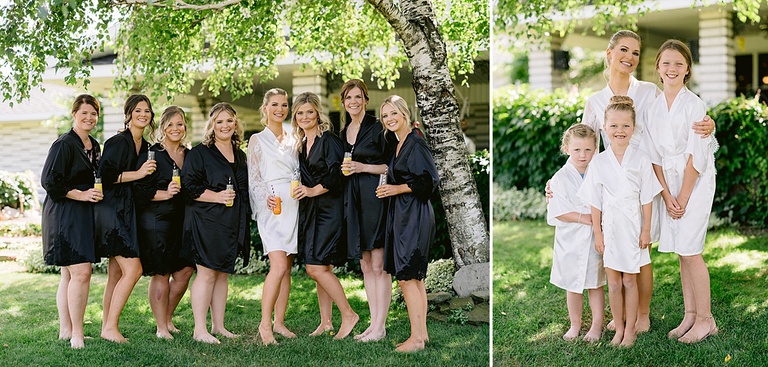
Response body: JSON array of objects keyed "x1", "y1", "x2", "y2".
[{"x1": 1, "y1": 0, "x2": 488, "y2": 103}]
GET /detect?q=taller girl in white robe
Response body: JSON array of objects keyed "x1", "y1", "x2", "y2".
[
  {"x1": 644, "y1": 87, "x2": 715, "y2": 255},
  {"x1": 578, "y1": 145, "x2": 662, "y2": 274},
  {"x1": 248, "y1": 127, "x2": 299, "y2": 254},
  {"x1": 548, "y1": 161, "x2": 605, "y2": 293}
]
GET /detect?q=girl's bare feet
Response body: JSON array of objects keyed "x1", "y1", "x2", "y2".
[
  {"x1": 606, "y1": 319, "x2": 615, "y2": 331},
  {"x1": 563, "y1": 325, "x2": 580, "y2": 341},
  {"x1": 359, "y1": 330, "x2": 386, "y2": 342},
  {"x1": 583, "y1": 326, "x2": 601, "y2": 342},
  {"x1": 156, "y1": 330, "x2": 174, "y2": 340},
  {"x1": 59, "y1": 330, "x2": 72, "y2": 340},
  {"x1": 354, "y1": 327, "x2": 373, "y2": 341},
  {"x1": 334, "y1": 313, "x2": 359, "y2": 340},
  {"x1": 309, "y1": 324, "x2": 334, "y2": 337},
  {"x1": 620, "y1": 332, "x2": 636, "y2": 347},
  {"x1": 167, "y1": 323, "x2": 180, "y2": 334},
  {"x1": 70, "y1": 336, "x2": 85, "y2": 349},
  {"x1": 193, "y1": 332, "x2": 220, "y2": 344},
  {"x1": 273, "y1": 324, "x2": 296, "y2": 339},
  {"x1": 211, "y1": 328, "x2": 238, "y2": 339},
  {"x1": 609, "y1": 331, "x2": 623, "y2": 346},
  {"x1": 678, "y1": 316, "x2": 717, "y2": 344},
  {"x1": 395, "y1": 337, "x2": 425, "y2": 352},
  {"x1": 635, "y1": 315, "x2": 651, "y2": 334},
  {"x1": 259, "y1": 324, "x2": 278, "y2": 346},
  {"x1": 668, "y1": 311, "x2": 696, "y2": 339},
  {"x1": 101, "y1": 329, "x2": 128, "y2": 343}
]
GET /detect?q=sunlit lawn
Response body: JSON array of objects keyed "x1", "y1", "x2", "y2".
[
  {"x1": 493, "y1": 220, "x2": 768, "y2": 367},
  {"x1": 0, "y1": 265, "x2": 489, "y2": 366}
]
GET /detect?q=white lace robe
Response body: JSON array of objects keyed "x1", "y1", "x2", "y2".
[{"x1": 247, "y1": 128, "x2": 299, "y2": 254}]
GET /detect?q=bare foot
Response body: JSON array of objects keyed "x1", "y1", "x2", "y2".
[
  {"x1": 678, "y1": 316, "x2": 718, "y2": 344},
  {"x1": 167, "y1": 323, "x2": 180, "y2": 334},
  {"x1": 193, "y1": 332, "x2": 221, "y2": 344},
  {"x1": 334, "y1": 312, "x2": 360, "y2": 340},
  {"x1": 668, "y1": 312, "x2": 696, "y2": 339},
  {"x1": 562, "y1": 325, "x2": 580, "y2": 341},
  {"x1": 156, "y1": 330, "x2": 174, "y2": 340},
  {"x1": 211, "y1": 328, "x2": 238, "y2": 339},
  {"x1": 309, "y1": 324, "x2": 334, "y2": 337},
  {"x1": 101, "y1": 329, "x2": 128, "y2": 343},
  {"x1": 273, "y1": 324, "x2": 296, "y2": 339},
  {"x1": 59, "y1": 330, "x2": 72, "y2": 340},
  {"x1": 259, "y1": 324, "x2": 278, "y2": 346},
  {"x1": 609, "y1": 331, "x2": 623, "y2": 346},
  {"x1": 70, "y1": 336, "x2": 85, "y2": 349},
  {"x1": 620, "y1": 332, "x2": 636, "y2": 347},
  {"x1": 354, "y1": 326, "x2": 373, "y2": 341},
  {"x1": 395, "y1": 337, "x2": 425, "y2": 352},
  {"x1": 359, "y1": 330, "x2": 386, "y2": 342},
  {"x1": 635, "y1": 315, "x2": 651, "y2": 334},
  {"x1": 606, "y1": 319, "x2": 615, "y2": 331},
  {"x1": 583, "y1": 326, "x2": 601, "y2": 343}
]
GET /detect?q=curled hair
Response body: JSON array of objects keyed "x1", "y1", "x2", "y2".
[
  {"x1": 202, "y1": 102, "x2": 244, "y2": 147},
  {"x1": 655, "y1": 39, "x2": 693, "y2": 85},
  {"x1": 340, "y1": 79, "x2": 370, "y2": 127},
  {"x1": 71, "y1": 94, "x2": 100, "y2": 116},
  {"x1": 379, "y1": 95, "x2": 412, "y2": 129},
  {"x1": 291, "y1": 92, "x2": 333, "y2": 153},
  {"x1": 155, "y1": 106, "x2": 188, "y2": 147},
  {"x1": 122, "y1": 94, "x2": 156, "y2": 137},
  {"x1": 561, "y1": 124, "x2": 597, "y2": 155},
  {"x1": 259, "y1": 88, "x2": 289, "y2": 127},
  {"x1": 604, "y1": 95, "x2": 636, "y2": 126}
]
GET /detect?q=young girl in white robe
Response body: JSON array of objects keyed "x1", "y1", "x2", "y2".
[
  {"x1": 548, "y1": 124, "x2": 605, "y2": 342},
  {"x1": 645, "y1": 39, "x2": 718, "y2": 344},
  {"x1": 578, "y1": 96, "x2": 662, "y2": 347}
]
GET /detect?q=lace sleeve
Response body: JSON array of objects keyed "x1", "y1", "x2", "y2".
[{"x1": 247, "y1": 134, "x2": 268, "y2": 219}]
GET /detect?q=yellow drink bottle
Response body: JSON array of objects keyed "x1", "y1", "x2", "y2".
[
  {"x1": 94, "y1": 177, "x2": 103, "y2": 192},
  {"x1": 172, "y1": 168, "x2": 181, "y2": 187},
  {"x1": 342, "y1": 152, "x2": 352, "y2": 175}
]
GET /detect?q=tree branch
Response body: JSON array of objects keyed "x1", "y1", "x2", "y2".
[{"x1": 110, "y1": 0, "x2": 241, "y2": 10}]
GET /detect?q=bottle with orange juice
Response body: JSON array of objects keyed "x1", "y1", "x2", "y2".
[
  {"x1": 172, "y1": 166, "x2": 181, "y2": 187},
  {"x1": 290, "y1": 169, "x2": 300, "y2": 199}
]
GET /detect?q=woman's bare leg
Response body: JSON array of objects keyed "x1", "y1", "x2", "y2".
[
  {"x1": 167, "y1": 266, "x2": 193, "y2": 333},
  {"x1": 191, "y1": 265, "x2": 219, "y2": 344},
  {"x1": 259, "y1": 251, "x2": 291, "y2": 345},
  {"x1": 149, "y1": 274, "x2": 172, "y2": 339},
  {"x1": 57, "y1": 267, "x2": 72, "y2": 340},
  {"x1": 210, "y1": 271, "x2": 235, "y2": 338},
  {"x1": 67, "y1": 263, "x2": 92, "y2": 349},
  {"x1": 273, "y1": 254, "x2": 296, "y2": 338},
  {"x1": 306, "y1": 264, "x2": 359, "y2": 339},
  {"x1": 101, "y1": 256, "x2": 141, "y2": 343}
]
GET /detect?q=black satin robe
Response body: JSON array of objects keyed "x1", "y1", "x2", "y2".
[
  {"x1": 298, "y1": 132, "x2": 345, "y2": 266},
  {"x1": 135, "y1": 144, "x2": 193, "y2": 276},
  {"x1": 95, "y1": 130, "x2": 146, "y2": 258},
  {"x1": 340, "y1": 114, "x2": 396, "y2": 259},
  {"x1": 181, "y1": 142, "x2": 250, "y2": 274},
  {"x1": 41, "y1": 129, "x2": 101, "y2": 266},
  {"x1": 384, "y1": 130, "x2": 440, "y2": 281}
]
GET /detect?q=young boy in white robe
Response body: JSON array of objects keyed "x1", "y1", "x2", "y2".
[
  {"x1": 644, "y1": 39, "x2": 718, "y2": 344},
  {"x1": 578, "y1": 95, "x2": 662, "y2": 347},
  {"x1": 547, "y1": 124, "x2": 605, "y2": 342}
]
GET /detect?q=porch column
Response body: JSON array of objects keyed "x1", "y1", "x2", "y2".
[
  {"x1": 697, "y1": 8, "x2": 735, "y2": 104},
  {"x1": 528, "y1": 36, "x2": 565, "y2": 91}
]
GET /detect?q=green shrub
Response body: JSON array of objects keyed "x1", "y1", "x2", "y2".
[
  {"x1": 493, "y1": 184, "x2": 547, "y2": 221},
  {"x1": 18, "y1": 242, "x2": 59, "y2": 274},
  {"x1": 0, "y1": 171, "x2": 40, "y2": 212},
  {"x1": 493, "y1": 85, "x2": 590, "y2": 191},
  {"x1": 710, "y1": 95, "x2": 768, "y2": 226},
  {"x1": 424, "y1": 258, "x2": 456, "y2": 294},
  {"x1": 0, "y1": 222, "x2": 42, "y2": 237},
  {"x1": 234, "y1": 250, "x2": 270, "y2": 275}
]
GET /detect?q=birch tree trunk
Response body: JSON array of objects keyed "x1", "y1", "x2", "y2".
[{"x1": 368, "y1": 0, "x2": 489, "y2": 267}]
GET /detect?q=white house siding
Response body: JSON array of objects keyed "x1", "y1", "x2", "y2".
[
  {"x1": 698, "y1": 8, "x2": 736, "y2": 104},
  {"x1": 0, "y1": 121, "x2": 58, "y2": 180}
]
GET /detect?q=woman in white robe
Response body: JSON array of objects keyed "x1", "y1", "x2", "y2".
[
  {"x1": 645, "y1": 40, "x2": 717, "y2": 344},
  {"x1": 248, "y1": 88, "x2": 299, "y2": 345}
]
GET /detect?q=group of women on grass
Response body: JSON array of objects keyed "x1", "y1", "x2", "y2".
[
  {"x1": 547, "y1": 30, "x2": 718, "y2": 347},
  {"x1": 41, "y1": 79, "x2": 439, "y2": 353}
]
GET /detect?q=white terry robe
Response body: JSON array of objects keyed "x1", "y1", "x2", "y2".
[
  {"x1": 582, "y1": 76, "x2": 663, "y2": 243},
  {"x1": 247, "y1": 127, "x2": 300, "y2": 255},
  {"x1": 644, "y1": 87, "x2": 715, "y2": 256},
  {"x1": 548, "y1": 160, "x2": 606, "y2": 293},
  {"x1": 578, "y1": 145, "x2": 662, "y2": 274}
]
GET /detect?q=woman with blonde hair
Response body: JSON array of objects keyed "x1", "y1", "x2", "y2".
[
  {"x1": 376, "y1": 95, "x2": 439, "y2": 352},
  {"x1": 248, "y1": 88, "x2": 299, "y2": 344},
  {"x1": 135, "y1": 106, "x2": 194, "y2": 339},
  {"x1": 291, "y1": 92, "x2": 359, "y2": 339},
  {"x1": 182, "y1": 102, "x2": 250, "y2": 344}
]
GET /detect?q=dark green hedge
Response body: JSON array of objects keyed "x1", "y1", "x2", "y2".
[
  {"x1": 494, "y1": 86, "x2": 768, "y2": 227},
  {"x1": 710, "y1": 96, "x2": 768, "y2": 226},
  {"x1": 493, "y1": 86, "x2": 589, "y2": 191}
]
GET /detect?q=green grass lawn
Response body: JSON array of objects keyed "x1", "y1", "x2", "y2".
[
  {"x1": 0, "y1": 266, "x2": 489, "y2": 366},
  {"x1": 493, "y1": 220, "x2": 768, "y2": 367}
]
